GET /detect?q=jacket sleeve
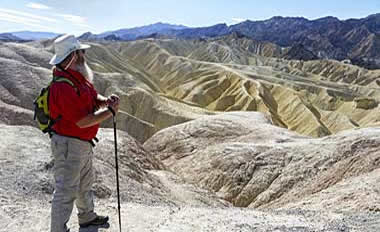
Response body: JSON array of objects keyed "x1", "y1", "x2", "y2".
[{"x1": 91, "y1": 88, "x2": 103, "y2": 109}]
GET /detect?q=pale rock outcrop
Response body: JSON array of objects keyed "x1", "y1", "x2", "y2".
[
  {"x1": 0, "y1": 57, "x2": 51, "y2": 110},
  {"x1": 144, "y1": 111, "x2": 380, "y2": 211},
  {"x1": 0, "y1": 100, "x2": 35, "y2": 126},
  {"x1": 0, "y1": 42, "x2": 52, "y2": 69}
]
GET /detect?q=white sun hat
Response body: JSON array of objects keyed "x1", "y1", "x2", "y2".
[{"x1": 49, "y1": 34, "x2": 90, "y2": 65}]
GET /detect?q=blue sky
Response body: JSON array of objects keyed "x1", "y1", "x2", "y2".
[{"x1": 1, "y1": 0, "x2": 379, "y2": 35}]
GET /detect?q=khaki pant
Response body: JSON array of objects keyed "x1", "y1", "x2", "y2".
[{"x1": 50, "y1": 134, "x2": 97, "y2": 232}]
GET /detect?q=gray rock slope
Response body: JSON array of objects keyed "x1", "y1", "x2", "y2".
[
  {"x1": 144, "y1": 111, "x2": 380, "y2": 212},
  {"x1": 1, "y1": 122, "x2": 380, "y2": 231}
]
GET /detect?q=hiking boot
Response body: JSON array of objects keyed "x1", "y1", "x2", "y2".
[{"x1": 79, "y1": 215, "x2": 109, "y2": 228}]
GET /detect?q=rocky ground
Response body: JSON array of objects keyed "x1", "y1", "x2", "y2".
[
  {"x1": 3, "y1": 200, "x2": 380, "y2": 232},
  {"x1": 1, "y1": 113, "x2": 380, "y2": 231}
]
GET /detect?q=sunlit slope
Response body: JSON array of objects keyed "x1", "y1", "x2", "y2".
[
  {"x1": 186, "y1": 34, "x2": 282, "y2": 64},
  {"x1": 0, "y1": 40, "x2": 213, "y2": 142},
  {"x1": 79, "y1": 42, "x2": 216, "y2": 141},
  {"x1": 3, "y1": 37, "x2": 375, "y2": 139},
  {"x1": 95, "y1": 38, "x2": 380, "y2": 137}
]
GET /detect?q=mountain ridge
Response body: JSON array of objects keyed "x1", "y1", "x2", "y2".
[
  {"x1": 79, "y1": 13, "x2": 380, "y2": 69},
  {"x1": 0, "y1": 33, "x2": 24, "y2": 42},
  {"x1": 11, "y1": 31, "x2": 61, "y2": 40},
  {"x1": 3, "y1": 14, "x2": 380, "y2": 69},
  {"x1": 99, "y1": 22, "x2": 188, "y2": 40}
]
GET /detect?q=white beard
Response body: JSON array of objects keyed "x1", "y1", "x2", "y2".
[{"x1": 76, "y1": 62, "x2": 94, "y2": 83}]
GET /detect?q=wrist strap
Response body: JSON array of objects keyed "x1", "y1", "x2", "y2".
[{"x1": 108, "y1": 106, "x2": 116, "y2": 116}]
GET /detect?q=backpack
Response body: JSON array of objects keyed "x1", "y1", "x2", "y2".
[{"x1": 33, "y1": 76, "x2": 78, "y2": 134}]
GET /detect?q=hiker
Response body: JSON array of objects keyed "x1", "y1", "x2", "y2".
[{"x1": 48, "y1": 34, "x2": 120, "y2": 232}]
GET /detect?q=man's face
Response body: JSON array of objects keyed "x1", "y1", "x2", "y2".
[
  {"x1": 74, "y1": 49, "x2": 93, "y2": 82},
  {"x1": 75, "y1": 49, "x2": 86, "y2": 66}
]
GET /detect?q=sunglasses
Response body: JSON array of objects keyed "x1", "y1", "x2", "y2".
[{"x1": 76, "y1": 49, "x2": 86, "y2": 54}]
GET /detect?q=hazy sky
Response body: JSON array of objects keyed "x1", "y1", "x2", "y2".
[{"x1": 1, "y1": 0, "x2": 379, "y2": 35}]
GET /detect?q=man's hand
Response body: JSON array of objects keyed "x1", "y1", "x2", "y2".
[
  {"x1": 106, "y1": 94, "x2": 120, "y2": 105},
  {"x1": 107, "y1": 94, "x2": 120, "y2": 113}
]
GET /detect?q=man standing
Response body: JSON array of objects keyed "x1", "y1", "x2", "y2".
[{"x1": 48, "y1": 34, "x2": 120, "y2": 232}]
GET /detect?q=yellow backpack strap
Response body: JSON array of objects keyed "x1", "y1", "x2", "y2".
[{"x1": 53, "y1": 76, "x2": 74, "y2": 86}]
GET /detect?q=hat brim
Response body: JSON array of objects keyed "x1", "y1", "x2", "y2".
[{"x1": 49, "y1": 43, "x2": 91, "y2": 65}]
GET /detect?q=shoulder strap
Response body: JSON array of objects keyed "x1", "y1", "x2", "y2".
[{"x1": 53, "y1": 76, "x2": 75, "y2": 86}]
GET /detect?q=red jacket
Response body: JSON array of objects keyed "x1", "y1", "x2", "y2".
[{"x1": 49, "y1": 68, "x2": 100, "y2": 140}]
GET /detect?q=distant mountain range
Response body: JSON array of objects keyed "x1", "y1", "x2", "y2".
[
  {"x1": 0, "y1": 33, "x2": 23, "y2": 42},
  {"x1": 2, "y1": 14, "x2": 380, "y2": 69},
  {"x1": 100, "y1": 22, "x2": 187, "y2": 40},
  {"x1": 79, "y1": 15, "x2": 380, "y2": 69},
  {"x1": 0, "y1": 31, "x2": 60, "y2": 41},
  {"x1": 13, "y1": 31, "x2": 61, "y2": 40},
  {"x1": 78, "y1": 22, "x2": 188, "y2": 41}
]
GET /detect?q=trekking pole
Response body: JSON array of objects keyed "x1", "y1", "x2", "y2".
[{"x1": 108, "y1": 106, "x2": 122, "y2": 232}]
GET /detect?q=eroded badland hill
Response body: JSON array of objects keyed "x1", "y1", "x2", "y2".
[{"x1": 0, "y1": 36, "x2": 380, "y2": 231}]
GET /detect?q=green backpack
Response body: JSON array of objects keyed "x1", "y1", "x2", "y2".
[{"x1": 33, "y1": 76, "x2": 77, "y2": 134}]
